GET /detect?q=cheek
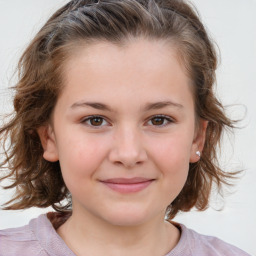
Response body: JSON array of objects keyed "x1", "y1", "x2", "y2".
[
  {"x1": 57, "y1": 133, "x2": 108, "y2": 181},
  {"x1": 147, "y1": 134, "x2": 192, "y2": 190},
  {"x1": 148, "y1": 132, "x2": 193, "y2": 168}
]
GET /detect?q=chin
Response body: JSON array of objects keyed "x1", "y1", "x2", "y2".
[{"x1": 101, "y1": 207, "x2": 155, "y2": 227}]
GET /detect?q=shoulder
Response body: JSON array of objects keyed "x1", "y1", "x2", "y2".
[
  {"x1": 0, "y1": 222, "x2": 46, "y2": 256},
  {"x1": 179, "y1": 224, "x2": 251, "y2": 256},
  {"x1": 0, "y1": 213, "x2": 75, "y2": 256},
  {"x1": 0, "y1": 225, "x2": 45, "y2": 256}
]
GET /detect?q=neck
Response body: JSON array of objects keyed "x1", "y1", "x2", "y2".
[{"x1": 57, "y1": 209, "x2": 180, "y2": 256}]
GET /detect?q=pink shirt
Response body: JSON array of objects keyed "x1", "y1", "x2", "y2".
[{"x1": 0, "y1": 213, "x2": 251, "y2": 256}]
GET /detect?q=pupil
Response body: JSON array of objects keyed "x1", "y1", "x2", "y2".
[
  {"x1": 91, "y1": 117, "x2": 103, "y2": 126},
  {"x1": 152, "y1": 117, "x2": 164, "y2": 125}
]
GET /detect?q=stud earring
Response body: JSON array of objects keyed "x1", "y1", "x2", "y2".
[{"x1": 196, "y1": 151, "x2": 201, "y2": 157}]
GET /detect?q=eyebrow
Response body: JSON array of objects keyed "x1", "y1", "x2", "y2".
[
  {"x1": 71, "y1": 101, "x2": 113, "y2": 111},
  {"x1": 143, "y1": 101, "x2": 183, "y2": 111},
  {"x1": 70, "y1": 100, "x2": 183, "y2": 112}
]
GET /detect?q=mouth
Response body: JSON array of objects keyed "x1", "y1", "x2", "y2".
[{"x1": 100, "y1": 177, "x2": 155, "y2": 193}]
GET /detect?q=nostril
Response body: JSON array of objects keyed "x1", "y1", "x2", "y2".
[
  {"x1": 113, "y1": 160, "x2": 140, "y2": 169},
  {"x1": 108, "y1": 136, "x2": 148, "y2": 167}
]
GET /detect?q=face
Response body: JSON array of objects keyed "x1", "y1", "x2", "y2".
[{"x1": 39, "y1": 39, "x2": 207, "y2": 226}]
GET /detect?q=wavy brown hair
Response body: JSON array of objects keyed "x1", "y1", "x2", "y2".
[{"x1": 0, "y1": 0, "x2": 236, "y2": 219}]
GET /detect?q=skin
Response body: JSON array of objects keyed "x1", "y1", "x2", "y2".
[{"x1": 38, "y1": 38, "x2": 207, "y2": 256}]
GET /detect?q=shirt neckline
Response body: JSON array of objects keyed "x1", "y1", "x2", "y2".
[{"x1": 29, "y1": 213, "x2": 191, "y2": 256}]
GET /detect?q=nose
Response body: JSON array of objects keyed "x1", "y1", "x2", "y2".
[{"x1": 108, "y1": 126, "x2": 148, "y2": 168}]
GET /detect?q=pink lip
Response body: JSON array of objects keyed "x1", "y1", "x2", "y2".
[{"x1": 100, "y1": 178, "x2": 155, "y2": 193}]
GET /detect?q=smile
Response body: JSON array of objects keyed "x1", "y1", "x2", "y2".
[{"x1": 100, "y1": 178, "x2": 155, "y2": 193}]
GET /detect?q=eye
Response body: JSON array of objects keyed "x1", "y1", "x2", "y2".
[
  {"x1": 81, "y1": 115, "x2": 109, "y2": 127},
  {"x1": 147, "y1": 115, "x2": 174, "y2": 127}
]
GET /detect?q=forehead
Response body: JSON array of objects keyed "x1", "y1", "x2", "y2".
[
  {"x1": 63, "y1": 38, "x2": 191, "y2": 83},
  {"x1": 58, "y1": 38, "x2": 194, "y2": 110}
]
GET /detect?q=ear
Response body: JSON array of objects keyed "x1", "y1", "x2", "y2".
[
  {"x1": 190, "y1": 119, "x2": 208, "y2": 163},
  {"x1": 37, "y1": 125, "x2": 59, "y2": 162}
]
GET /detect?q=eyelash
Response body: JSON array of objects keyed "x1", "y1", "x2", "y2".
[
  {"x1": 147, "y1": 115, "x2": 174, "y2": 127},
  {"x1": 81, "y1": 115, "x2": 175, "y2": 128},
  {"x1": 81, "y1": 115, "x2": 109, "y2": 128}
]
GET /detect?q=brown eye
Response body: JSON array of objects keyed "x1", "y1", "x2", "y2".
[
  {"x1": 89, "y1": 117, "x2": 104, "y2": 126},
  {"x1": 151, "y1": 117, "x2": 165, "y2": 126},
  {"x1": 148, "y1": 115, "x2": 173, "y2": 127},
  {"x1": 82, "y1": 116, "x2": 108, "y2": 127}
]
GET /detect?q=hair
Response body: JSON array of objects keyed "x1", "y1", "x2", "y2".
[{"x1": 0, "y1": 0, "x2": 236, "y2": 219}]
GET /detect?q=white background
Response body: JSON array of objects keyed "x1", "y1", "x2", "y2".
[{"x1": 0, "y1": 0, "x2": 255, "y2": 255}]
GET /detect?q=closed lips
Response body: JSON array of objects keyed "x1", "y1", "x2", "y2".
[
  {"x1": 100, "y1": 178, "x2": 155, "y2": 193},
  {"x1": 101, "y1": 177, "x2": 155, "y2": 184}
]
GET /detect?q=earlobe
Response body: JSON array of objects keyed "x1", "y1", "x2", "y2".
[
  {"x1": 37, "y1": 125, "x2": 59, "y2": 162},
  {"x1": 190, "y1": 120, "x2": 208, "y2": 163}
]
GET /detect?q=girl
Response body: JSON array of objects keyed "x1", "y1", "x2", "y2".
[{"x1": 0, "y1": 0, "x2": 251, "y2": 255}]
